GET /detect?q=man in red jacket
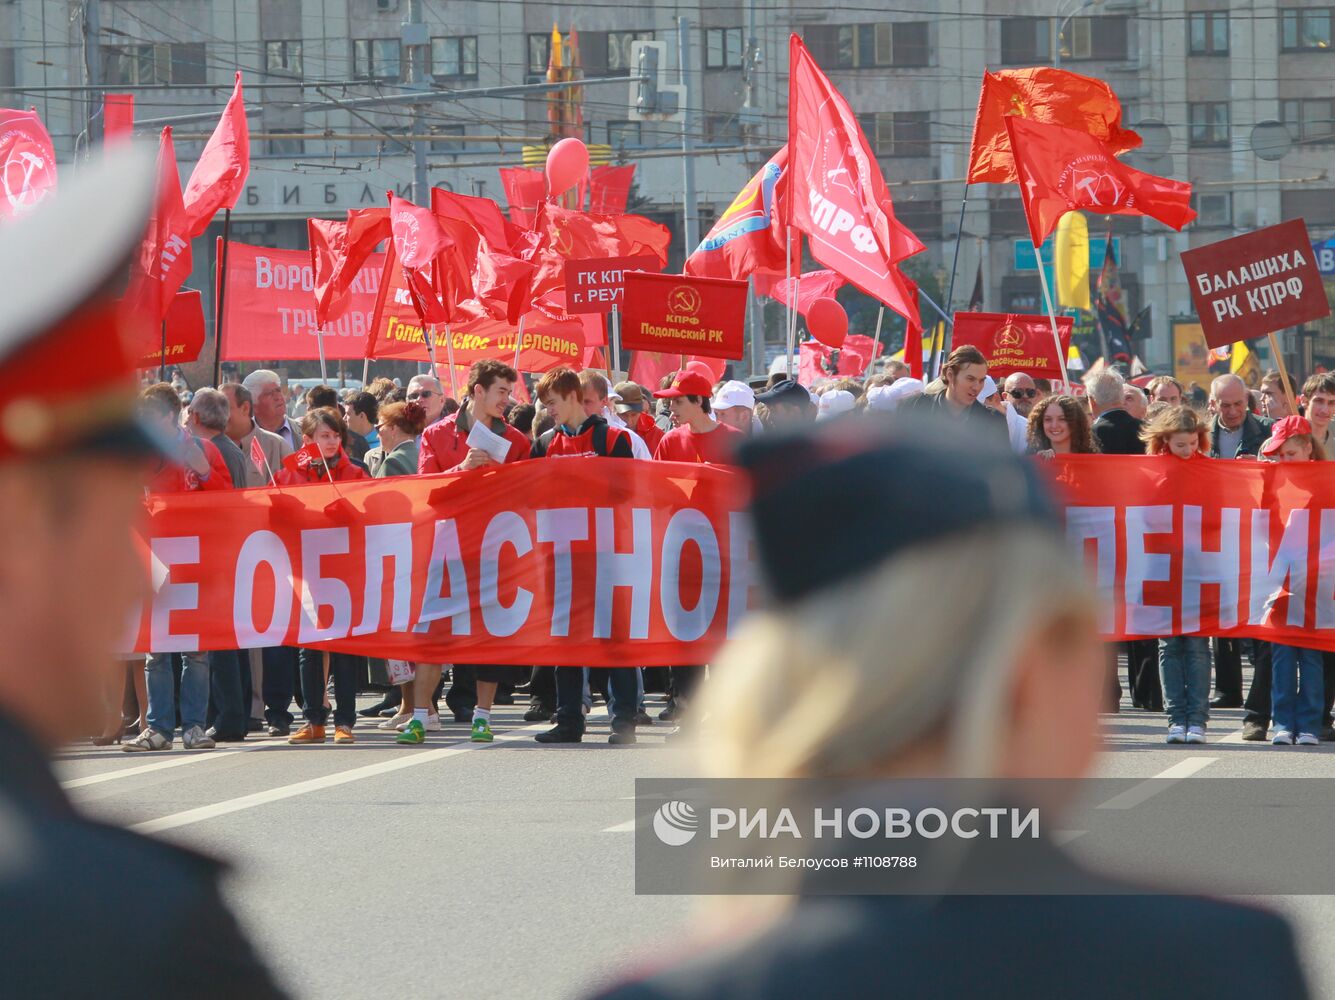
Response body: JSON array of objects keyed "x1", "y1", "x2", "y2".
[
  {"x1": 652, "y1": 370, "x2": 743, "y2": 465},
  {"x1": 416, "y1": 359, "x2": 529, "y2": 475},
  {"x1": 400, "y1": 359, "x2": 531, "y2": 744}
]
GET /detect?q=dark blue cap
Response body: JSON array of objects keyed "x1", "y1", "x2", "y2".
[
  {"x1": 754, "y1": 378, "x2": 811, "y2": 409},
  {"x1": 738, "y1": 413, "x2": 1061, "y2": 604}
]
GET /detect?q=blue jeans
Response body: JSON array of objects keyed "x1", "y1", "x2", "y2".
[
  {"x1": 146, "y1": 650, "x2": 210, "y2": 736},
  {"x1": 1158, "y1": 636, "x2": 1210, "y2": 728},
  {"x1": 555, "y1": 667, "x2": 637, "y2": 732},
  {"x1": 1271, "y1": 644, "x2": 1324, "y2": 736}
]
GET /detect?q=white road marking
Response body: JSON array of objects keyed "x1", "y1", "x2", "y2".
[
  {"x1": 602, "y1": 819, "x2": 636, "y2": 833},
  {"x1": 62, "y1": 737, "x2": 290, "y2": 789},
  {"x1": 130, "y1": 724, "x2": 547, "y2": 835},
  {"x1": 1096, "y1": 756, "x2": 1217, "y2": 810}
]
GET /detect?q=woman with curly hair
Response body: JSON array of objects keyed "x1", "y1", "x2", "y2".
[{"x1": 1026, "y1": 394, "x2": 1097, "y2": 457}]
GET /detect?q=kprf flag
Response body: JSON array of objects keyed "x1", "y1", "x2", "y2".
[
  {"x1": 309, "y1": 207, "x2": 391, "y2": 327},
  {"x1": 181, "y1": 72, "x2": 249, "y2": 236},
  {"x1": 389, "y1": 193, "x2": 472, "y2": 325},
  {"x1": 248, "y1": 435, "x2": 270, "y2": 481},
  {"x1": 1005, "y1": 116, "x2": 1194, "y2": 249},
  {"x1": 967, "y1": 68, "x2": 1141, "y2": 185},
  {"x1": 526, "y1": 202, "x2": 671, "y2": 304},
  {"x1": 431, "y1": 188, "x2": 535, "y2": 325},
  {"x1": 0, "y1": 108, "x2": 58, "y2": 220},
  {"x1": 685, "y1": 145, "x2": 796, "y2": 281},
  {"x1": 1055, "y1": 211, "x2": 1090, "y2": 311},
  {"x1": 124, "y1": 127, "x2": 194, "y2": 324},
  {"x1": 786, "y1": 35, "x2": 924, "y2": 322}
]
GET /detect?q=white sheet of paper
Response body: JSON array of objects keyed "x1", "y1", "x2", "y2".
[{"x1": 466, "y1": 419, "x2": 513, "y2": 464}]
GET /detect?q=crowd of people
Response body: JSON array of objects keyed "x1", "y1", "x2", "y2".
[{"x1": 117, "y1": 349, "x2": 1335, "y2": 753}]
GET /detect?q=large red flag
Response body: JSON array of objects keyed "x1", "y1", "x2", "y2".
[
  {"x1": 431, "y1": 188, "x2": 534, "y2": 323},
  {"x1": 1005, "y1": 116, "x2": 1194, "y2": 248},
  {"x1": 527, "y1": 202, "x2": 671, "y2": 303},
  {"x1": 752, "y1": 269, "x2": 845, "y2": 316},
  {"x1": 181, "y1": 72, "x2": 249, "y2": 236},
  {"x1": 123, "y1": 127, "x2": 193, "y2": 325},
  {"x1": 787, "y1": 36, "x2": 924, "y2": 322},
  {"x1": 684, "y1": 145, "x2": 797, "y2": 282},
  {"x1": 389, "y1": 193, "x2": 472, "y2": 325},
  {"x1": 0, "y1": 108, "x2": 58, "y2": 220},
  {"x1": 967, "y1": 68, "x2": 1141, "y2": 185},
  {"x1": 309, "y1": 207, "x2": 390, "y2": 327},
  {"x1": 499, "y1": 166, "x2": 546, "y2": 228},
  {"x1": 589, "y1": 164, "x2": 636, "y2": 214},
  {"x1": 102, "y1": 94, "x2": 135, "y2": 145}
]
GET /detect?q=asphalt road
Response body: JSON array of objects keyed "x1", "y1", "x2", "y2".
[{"x1": 57, "y1": 684, "x2": 1335, "y2": 1000}]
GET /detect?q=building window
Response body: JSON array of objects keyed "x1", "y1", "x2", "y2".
[
  {"x1": 1281, "y1": 8, "x2": 1332, "y2": 51},
  {"x1": 1188, "y1": 12, "x2": 1229, "y2": 55},
  {"x1": 527, "y1": 33, "x2": 551, "y2": 74},
  {"x1": 1059, "y1": 16, "x2": 1131, "y2": 60},
  {"x1": 429, "y1": 124, "x2": 466, "y2": 154},
  {"x1": 1192, "y1": 192, "x2": 1232, "y2": 227},
  {"x1": 805, "y1": 22, "x2": 930, "y2": 69},
  {"x1": 607, "y1": 120, "x2": 642, "y2": 147},
  {"x1": 858, "y1": 111, "x2": 931, "y2": 157},
  {"x1": 1189, "y1": 102, "x2": 1230, "y2": 146},
  {"x1": 999, "y1": 17, "x2": 1050, "y2": 64},
  {"x1": 265, "y1": 40, "x2": 303, "y2": 77},
  {"x1": 1282, "y1": 98, "x2": 1335, "y2": 142},
  {"x1": 579, "y1": 30, "x2": 653, "y2": 77},
  {"x1": 102, "y1": 42, "x2": 207, "y2": 85},
  {"x1": 430, "y1": 35, "x2": 477, "y2": 79},
  {"x1": 353, "y1": 38, "x2": 401, "y2": 81},
  {"x1": 705, "y1": 27, "x2": 744, "y2": 69}
]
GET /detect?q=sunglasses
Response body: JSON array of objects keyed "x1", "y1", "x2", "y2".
[
  {"x1": 407, "y1": 390, "x2": 436, "y2": 401},
  {"x1": 1008, "y1": 388, "x2": 1038, "y2": 399}
]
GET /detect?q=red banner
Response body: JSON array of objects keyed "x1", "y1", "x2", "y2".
[
  {"x1": 951, "y1": 311, "x2": 1072, "y2": 380},
  {"x1": 138, "y1": 290, "x2": 206, "y2": 368},
  {"x1": 1055, "y1": 454, "x2": 1335, "y2": 650},
  {"x1": 620, "y1": 272, "x2": 747, "y2": 360},
  {"x1": 563, "y1": 254, "x2": 661, "y2": 314},
  {"x1": 1180, "y1": 219, "x2": 1331, "y2": 349},
  {"x1": 219, "y1": 241, "x2": 384, "y2": 361},
  {"x1": 131, "y1": 460, "x2": 752, "y2": 666}
]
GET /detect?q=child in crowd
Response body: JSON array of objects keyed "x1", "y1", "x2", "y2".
[
  {"x1": 1260, "y1": 416, "x2": 1327, "y2": 746},
  {"x1": 1141, "y1": 406, "x2": 1211, "y2": 744}
]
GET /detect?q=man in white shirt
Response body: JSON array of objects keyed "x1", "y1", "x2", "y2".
[
  {"x1": 581, "y1": 370, "x2": 651, "y2": 459},
  {"x1": 1002, "y1": 372, "x2": 1038, "y2": 454}
]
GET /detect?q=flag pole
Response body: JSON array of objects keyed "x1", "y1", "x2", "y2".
[
  {"x1": 424, "y1": 322, "x2": 439, "y2": 377},
  {"x1": 935, "y1": 184, "x2": 970, "y2": 379},
  {"x1": 158, "y1": 321, "x2": 167, "y2": 382},
  {"x1": 783, "y1": 227, "x2": 795, "y2": 378},
  {"x1": 610, "y1": 306, "x2": 621, "y2": 378},
  {"x1": 444, "y1": 323, "x2": 457, "y2": 400},
  {"x1": 512, "y1": 313, "x2": 526, "y2": 371},
  {"x1": 869, "y1": 306, "x2": 885, "y2": 376},
  {"x1": 789, "y1": 270, "x2": 802, "y2": 377},
  {"x1": 1035, "y1": 251, "x2": 1072, "y2": 391},
  {"x1": 315, "y1": 326, "x2": 328, "y2": 384},
  {"x1": 212, "y1": 208, "x2": 232, "y2": 387},
  {"x1": 1267, "y1": 331, "x2": 1299, "y2": 415},
  {"x1": 361, "y1": 357, "x2": 370, "y2": 387}
]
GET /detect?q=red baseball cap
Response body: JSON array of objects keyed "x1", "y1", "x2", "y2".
[
  {"x1": 654, "y1": 370, "x2": 715, "y2": 399},
  {"x1": 1261, "y1": 415, "x2": 1313, "y2": 456}
]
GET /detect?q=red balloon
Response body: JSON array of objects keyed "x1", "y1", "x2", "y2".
[
  {"x1": 546, "y1": 138, "x2": 590, "y2": 197},
  {"x1": 686, "y1": 358, "x2": 724, "y2": 383},
  {"x1": 807, "y1": 297, "x2": 847, "y2": 349}
]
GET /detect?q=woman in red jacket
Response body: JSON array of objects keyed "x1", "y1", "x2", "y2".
[
  {"x1": 274, "y1": 406, "x2": 370, "y2": 487},
  {"x1": 277, "y1": 408, "x2": 368, "y2": 745}
]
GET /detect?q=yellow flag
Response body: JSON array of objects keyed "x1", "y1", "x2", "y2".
[
  {"x1": 1231, "y1": 340, "x2": 1260, "y2": 387},
  {"x1": 551, "y1": 23, "x2": 563, "y2": 69},
  {"x1": 1055, "y1": 211, "x2": 1090, "y2": 311}
]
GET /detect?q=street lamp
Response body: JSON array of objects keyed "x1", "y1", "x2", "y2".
[{"x1": 1052, "y1": 0, "x2": 1104, "y2": 66}]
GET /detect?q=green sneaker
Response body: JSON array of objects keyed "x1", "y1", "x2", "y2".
[
  {"x1": 396, "y1": 719, "x2": 426, "y2": 745},
  {"x1": 470, "y1": 717, "x2": 493, "y2": 743}
]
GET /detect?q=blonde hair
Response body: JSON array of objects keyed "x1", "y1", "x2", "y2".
[
  {"x1": 1140, "y1": 404, "x2": 1208, "y2": 455},
  {"x1": 698, "y1": 525, "x2": 1095, "y2": 781}
]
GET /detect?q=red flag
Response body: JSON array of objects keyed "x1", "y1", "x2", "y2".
[
  {"x1": 527, "y1": 202, "x2": 671, "y2": 304},
  {"x1": 685, "y1": 146, "x2": 796, "y2": 281},
  {"x1": 431, "y1": 188, "x2": 534, "y2": 324},
  {"x1": 123, "y1": 127, "x2": 193, "y2": 325},
  {"x1": 0, "y1": 108, "x2": 58, "y2": 219},
  {"x1": 629, "y1": 351, "x2": 680, "y2": 390},
  {"x1": 181, "y1": 72, "x2": 249, "y2": 236},
  {"x1": 838, "y1": 334, "x2": 884, "y2": 377},
  {"x1": 1005, "y1": 116, "x2": 1195, "y2": 248},
  {"x1": 499, "y1": 166, "x2": 546, "y2": 228},
  {"x1": 787, "y1": 36, "x2": 925, "y2": 320},
  {"x1": 283, "y1": 442, "x2": 328, "y2": 476},
  {"x1": 967, "y1": 69, "x2": 1141, "y2": 185},
  {"x1": 102, "y1": 94, "x2": 135, "y2": 145},
  {"x1": 390, "y1": 193, "x2": 471, "y2": 325},
  {"x1": 589, "y1": 164, "x2": 636, "y2": 214},
  {"x1": 798, "y1": 342, "x2": 834, "y2": 385},
  {"x1": 431, "y1": 188, "x2": 525, "y2": 254},
  {"x1": 309, "y1": 207, "x2": 390, "y2": 328},
  {"x1": 249, "y1": 435, "x2": 268, "y2": 478},
  {"x1": 753, "y1": 269, "x2": 845, "y2": 316}
]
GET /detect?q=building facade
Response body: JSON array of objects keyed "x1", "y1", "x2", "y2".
[{"x1": 3, "y1": 0, "x2": 1333, "y2": 377}]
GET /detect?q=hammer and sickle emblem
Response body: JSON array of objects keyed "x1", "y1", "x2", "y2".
[{"x1": 669, "y1": 286, "x2": 701, "y2": 316}]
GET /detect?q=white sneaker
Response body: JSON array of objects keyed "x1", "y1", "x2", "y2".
[
  {"x1": 423, "y1": 713, "x2": 441, "y2": 732},
  {"x1": 1185, "y1": 726, "x2": 1206, "y2": 744},
  {"x1": 122, "y1": 728, "x2": 171, "y2": 752},
  {"x1": 1273, "y1": 730, "x2": 1296, "y2": 745},
  {"x1": 379, "y1": 712, "x2": 412, "y2": 731},
  {"x1": 1166, "y1": 725, "x2": 1186, "y2": 744},
  {"x1": 396, "y1": 713, "x2": 442, "y2": 732},
  {"x1": 182, "y1": 725, "x2": 215, "y2": 750},
  {"x1": 1296, "y1": 732, "x2": 1320, "y2": 746}
]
